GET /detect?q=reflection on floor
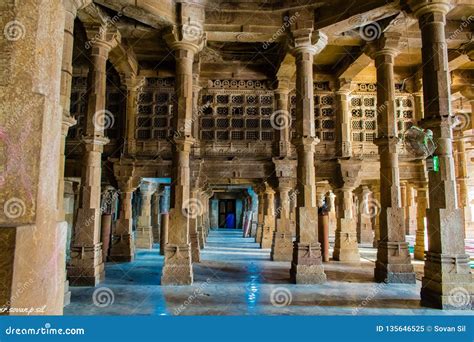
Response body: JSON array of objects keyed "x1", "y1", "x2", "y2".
[{"x1": 65, "y1": 228, "x2": 472, "y2": 316}]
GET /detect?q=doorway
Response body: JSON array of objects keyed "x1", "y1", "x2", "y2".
[{"x1": 218, "y1": 199, "x2": 236, "y2": 228}]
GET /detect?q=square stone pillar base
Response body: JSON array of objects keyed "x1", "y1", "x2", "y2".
[
  {"x1": 270, "y1": 232, "x2": 293, "y2": 261},
  {"x1": 190, "y1": 232, "x2": 201, "y2": 263},
  {"x1": 333, "y1": 218, "x2": 360, "y2": 262},
  {"x1": 290, "y1": 242, "x2": 327, "y2": 284},
  {"x1": 421, "y1": 252, "x2": 473, "y2": 309},
  {"x1": 67, "y1": 244, "x2": 105, "y2": 286},
  {"x1": 161, "y1": 244, "x2": 193, "y2": 285},
  {"x1": 136, "y1": 226, "x2": 153, "y2": 249},
  {"x1": 108, "y1": 234, "x2": 135, "y2": 262},
  {"x1": 374, "y1": 241, "x2": 416, "y2": 283}
]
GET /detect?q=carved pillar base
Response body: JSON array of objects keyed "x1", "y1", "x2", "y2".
[
  {"x1": 190, "y1": 232, "x2": 201, "y2": 263},
  {"x1": 421, "y1": 252, "x2": 473, "y2": 310},
  {"x1": 270, "y1": 231, "x2": 293, "y2": 261},
  {"x1": 290, "y1": 242, "x2": 327, "y2": 284},
  {"x1": 374, "y1": 241, "x2": 416, "y2": 283},
  {"x1": 67, "y1": 244, "x2": 105, "y2": 286},
  {"x1": 136, "y1": 226, "x2": 153, "y2": 249},
  {"x1": 333, "y1": 218, "x2": 360, "y2": 262},
  {"x1": 108, "y1": 234, "x2": 135, "y2": 262},
  {"x1": 161, "y1": 244, "x2": 193, "y2": 285}
]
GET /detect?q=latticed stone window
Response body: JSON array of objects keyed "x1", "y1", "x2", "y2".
[
  {"x1": 396, "y1": 95, "x2": 415, "y2": 137},
  {"x1": 68, "y1": 75, "x2": 122, "y2": 140},
  {"x1": 136, "y1": 77, "x2": 175, "y2": 140},
  {"x1": 350, "y1": 85, "x2": 377, "y2": 142},
  {"x1": 199, "y1": 80, "x2": 274, "y2": 141},
  {"x1": 289, "y1": 82, "x2": 335, "y2": 142}
]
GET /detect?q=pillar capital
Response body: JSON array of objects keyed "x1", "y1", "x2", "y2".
[
  {"x1": 291, "y1": 136, "x2": 319, "y2": 148},
  {"x1": 61, "y1": 114, "x2": 77, "y2": 135},
  {"x1": 140, "y1": 181, "x2": 157, "y2": 195},
  {"x1": 120, "y1": 73, "x2": 144, "y2": 91},
  {"x1": 173, "y1": 136, "x2": 196, "y2": 151},
  {"x1": 363, "y1": 32, "x2": 401, "y2": 60},
  {"x1": 289, "y1": 30, "x2": 327, "y2": 56},
  {"x1": 164, "y1": 25, "x2": 206, "y2": 54},
  {"x1": 81, "y1": 134, "x2": 109, "y2": 146},
  {"x1": 407, "y1": 0, "x2": 452, "y2": 18},
  {"x1": 85, "y1": 25, "x2": 121, "y2": 52},
  {"x1": 274, "y1": 76, "x2": 291, "y2": 93}
]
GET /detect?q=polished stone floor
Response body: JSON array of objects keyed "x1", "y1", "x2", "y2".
[{"x1": 65, "y1": 228, "x2": 473, "y2": 315}]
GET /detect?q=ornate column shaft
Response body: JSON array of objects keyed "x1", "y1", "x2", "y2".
[
  {"x1": 365, "y1": 33, "x2": 415, "y2": 283},
  {"x1": 414, "y1": 184, "x2": 429, "y2": 261},
  {"x1": 136, "y1": 182, "x2": 156, "y2": 249},
  {"x1": 409, "y1": 0, "x2": 472, "y2": 309},
  {"x1": 271, "y1": 178, "x2": 293, "y2": 261},
  {"x1": 405, "y1": 183, "x2": 417, "y2": 235},
  {"x1": 68, "y1": 27, "x2": 119, "y2": 286},
  {"x1": 274, "y1": 77, "x2": 291, "y2": 157},
  {"x1": 255, "y1": 189, "x2": 265, "y2": 244},
  {"x1": 189, "y1": 187, "x2": 202, "y2": 263},
  {"x1": 289, "y1": 28, "x2": 327, "y2": 284},
  {"x1": 261, "y1": 184, "x2": 276, "y2": 249},
  {"x1": 335, "y1": 86, "x2": 352, "y2": 158},
  {"x1": 333, "y1": 187, "x2": 360, "y2": 261},
  {"x1": 122, "y1": 75, "x2": 141, "y2": 155},
  {"x1": 357, "y1": 186, "x2": 374, "y2": 244},
  {"x1": 151, "y1": 190, "x2": 162, "y2": 244},
  {"x1": 161, "y1": 25, "x2": 204, "y2": 285}
]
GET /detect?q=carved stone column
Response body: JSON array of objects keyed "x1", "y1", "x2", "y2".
[
  {"x1": 335, "y1": 85, "x2": 352, "y2": 158},
  {"x1": 357, "y1": 186, "x2": 374, "y2": 244},
  {"x1": 365, "y1": 32, "x2": 415, "y2": 283},
  {"x1": 409, "y1": 0, "x2": 473, "y2": 308},
  {"x1": 261, "y1": 184, "x2": 276, "y2": 249},
  {"x1": 333, "y1": 186, "x2": 360, "y2": 261},
  {"x1": 405, "y1": 183, "x2": 417, "y2": 235},
  {"x1": 326, "y1": 190, "x2": 337, "y2": 236},
  {"x1": 189, "y1": 187, "x2": 202, "y2": 263},
  {"x1": 288, "y1": 26, "x2": 327, "y2": 283},
  {"x1": 274, "y1": 77, "x2": 291, "y2": 157},
  {"x1": 271, "y1": 177, "x2": 294, "y2": 261},
  {"x1": 68, "y1": 27, "x2": 120, "y2": 286},
  {"x1": 151, "y1": 190, "x2": 161, "y2": 244},
  {"x1": 161, "y1": 24, "x2": 204, "y2": 285},
  {"x1": 414, "y1": 184, "x2": 429, "y2": 261},
  {"x1": 371, "y1": 185, "x2": 381, "y2": 248},
  {"x1": 136, "y1": 182, "x2": 156, "y2": 249},
  {"x1": 255, "y1": 189, "x2": 265, "y2": 244},
  {"x1": 122, "y1": 74, "x2": 142, "y2": 156}
]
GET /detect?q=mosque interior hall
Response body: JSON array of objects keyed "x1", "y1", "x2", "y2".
[{"x1": 0, "y1": 0, "x2": 473, "y2": 316}]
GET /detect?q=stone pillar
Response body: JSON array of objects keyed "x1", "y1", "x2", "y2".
[
  {"x1": 414, "y1": 184, "x2": 429, "y2": 261},
  {"x1": 161, "y1": 24, "x2": 204, "y2": 285},
  {"x1": 400, "y1": 182, "x2": 407, "y2": 233},
  {"x1": 261, "y1": 184, "x2": 276, "y2": 249},
  {"x1": 333, "y1": 186, "x2": 360, "y2": 261},
  {"x1": 68, "y1": 27, "x2": 120, "y2": 286},
  {"x1": 365, "y1": 32, "x2": 415, "y2": 283},
  {"x1": 136, "y1": 182, "x2": 156, "y2": 249},
  {"x1": 160, "y1": 213, "x2": 169, "y2": 256},
  {"x1": 405, "y1": 183, "x2": 417, "y2": 235},
  {"x1": 326, "y1": 191, "x2": 337, "y2": 237},
  {"x1": 409, "y1": 0, "x2": 472, "y2": 308},
  {"x1": 0, "y1": 0, "x2": 79, "y2": 314},
  {"x1": 357, "y1": 186, "x2": 374, "y2": 244},
  {"x1": 189, "y1": 187, "x2": 202, "y2": 263},
  {"x1": 271, "y1": 178, "x2": 294, "y2": 261},
  {"x1": 255, "y1": 190, "x2": 265, "y2": 244},
  {"x1": 335, "y1": 86, "x2": 352, "y2": 158},
  {"x1": 122, "y1": 74, "x2": 142, "y2": 156},
  {"x1": 151, "y1": 191, "x2": 161, "y2": 244},
  {"x1": 371, "y1": 186, "x2": 381, "y2": 248},
  {"x1": 288, "y1": 27, "x2": 327, "y2": 284},
  {"x1": 274, "y1": 77, "x2": 291, "y2": 157}
]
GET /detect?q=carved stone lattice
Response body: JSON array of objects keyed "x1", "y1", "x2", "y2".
[
  {"x1": 136, "y1": 77, "x2": 176, "y2": 140},
  {"x1": 199, "y1": 80, "x2": 274, "y2": 142}
]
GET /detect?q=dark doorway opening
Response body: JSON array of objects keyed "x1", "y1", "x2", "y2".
[{"x1": 218, "y1": 199, "x2": 236, "y2": 228}]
